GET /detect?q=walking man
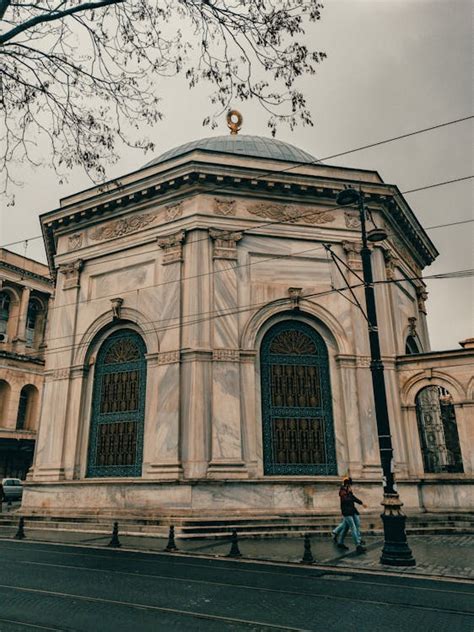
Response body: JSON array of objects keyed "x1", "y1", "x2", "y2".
[{"x1": 334, "y1": 477, "x2": 366, "y2": 554}]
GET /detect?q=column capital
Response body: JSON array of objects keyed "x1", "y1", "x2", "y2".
[
  {"x1": 157, "y1": 230, "x2": 186, "y2": 264},
  {"x1": 209, "y1": 228, "x2": 243, "y2": 260},
  {"x1": 58, "y1": 259, "x2": 84, "y2": 289}
]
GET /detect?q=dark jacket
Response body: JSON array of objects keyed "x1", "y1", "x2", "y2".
[{"x1": 339, "y1": 485, "x2": 363, "y2": 516}]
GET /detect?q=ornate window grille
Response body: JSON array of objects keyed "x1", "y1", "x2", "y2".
[
  {"x1": 86, "y1": 329, "x2": 147, "y2": 478},
  {"x1": 415, "y1": 386, "x2": 463, "y2": 474},
  {"x1": 260, "y1": 320, "x2": 337, "y2": 475}
]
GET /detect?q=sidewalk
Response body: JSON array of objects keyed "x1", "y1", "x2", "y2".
[{"x1": 1, "y1": 518, "x2": 472, "y2": 581}]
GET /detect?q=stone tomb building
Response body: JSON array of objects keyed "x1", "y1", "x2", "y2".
[{"x1": 22, "y1": 132, "x2": 473, "y2": 517}]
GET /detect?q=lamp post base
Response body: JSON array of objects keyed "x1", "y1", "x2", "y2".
[{"x1": 380, "y1": 494, "x2": 416, "y2": 567}]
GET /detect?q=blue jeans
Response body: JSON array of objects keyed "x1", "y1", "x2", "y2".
[{"x1": 333, "y1": 515, "x2": 361, "y2": 546}]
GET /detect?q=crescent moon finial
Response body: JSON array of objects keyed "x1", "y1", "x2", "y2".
[{"x1": 227, "y1": 110, "x2": 243, "y2": 135}]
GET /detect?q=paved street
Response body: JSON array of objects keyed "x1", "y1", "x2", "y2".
[{"x1": 0, "y1": 539, "x2": 473, "y2": 631}]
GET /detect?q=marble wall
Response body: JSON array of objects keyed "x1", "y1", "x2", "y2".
[{"x1": 23, "y1": 175, "x2": 473, "y2": 515}]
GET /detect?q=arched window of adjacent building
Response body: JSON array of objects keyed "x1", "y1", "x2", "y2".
[
  {"x1": 0, "y1": 380, "x2": 11, "y2": 423},
  {"x1": 86, "y1": 328, "x2": 147, "y2": 478},
  {"x1": 25, "y1": 298, "x2": 42, "y2": 347},
  {"x1": 415, "y1": 386, "x2": 463, "y2": 473},
  {"x1": 405, "y1": 335, "x2": 421, "y2": 355},
  {"x1": 16, "y1": 384, "x2": 38, "y2": 430},
  {"x1": 260, "y1": 320, "x2": 337, "y2": 475},
  {"x1": 0, "y1": 292, "x2": 11, "y2": 342}
]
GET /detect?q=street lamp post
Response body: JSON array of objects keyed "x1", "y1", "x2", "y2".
[{"x1": 336, "y1": 187, "x2": 416, "y2": 567}]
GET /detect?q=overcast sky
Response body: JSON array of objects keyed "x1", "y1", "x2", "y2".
[{"x1": 1, "y1": 0, "x2": 472, "y2": 350}]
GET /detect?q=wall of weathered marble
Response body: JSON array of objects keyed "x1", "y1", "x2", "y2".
[{"x1": 24, "y1": 161, "x2": 473, "y2": 515}]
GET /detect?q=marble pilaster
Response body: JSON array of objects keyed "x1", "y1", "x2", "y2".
[{"x1": 208, "y1": 230, "x2": 246, "y2": 476}]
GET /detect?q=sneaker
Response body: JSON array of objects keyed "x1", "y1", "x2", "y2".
[
  {"x1": 356, "y1": 545, "x2": 367, "y2": 554},
  {"x1": 337, "y1": 543, "x2": 349, "y2": 550},
  {"x1": 332, "y1": 532, "x2": 338, "y2": 544}
]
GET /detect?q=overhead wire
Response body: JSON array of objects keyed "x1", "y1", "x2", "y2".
[
  {"x1": 29, "y1": 267, "x2": 474, "y2": 358},
  {"x1": 1, "y1": 114, "x2": 472, "y2": 250}
]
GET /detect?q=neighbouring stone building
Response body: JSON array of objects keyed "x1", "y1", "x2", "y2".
[
  {"x1": 19, "y1": 121, "x2": 473, "y2": 518},
  {"x1": 0, "y1": 249, "x2": 52, "y2": 478}
]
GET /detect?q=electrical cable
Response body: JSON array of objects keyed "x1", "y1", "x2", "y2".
[
  {"x1": 27, "y1": 267, "x2": 474, "y2": 358},
  {"x1": 1, "y1": 114, "x2": 472, "y2": 250}
]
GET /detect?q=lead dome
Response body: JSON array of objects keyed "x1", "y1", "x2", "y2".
[{"x1": 144, "y1": 134, "x2": 316, "y2": 167}]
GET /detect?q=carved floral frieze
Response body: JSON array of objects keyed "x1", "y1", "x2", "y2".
[
  {"x1": 247, "y1": 202, "x2": 334, "y2": 225},
  {"x1": 90, "y1": 211, "x2": 158, "y2": 242},
  {"x1": 344, "y1": 212, "x2": 361, "y2": 229},
  {"x1": 158, "y1": 350, "x2": 180, "y2": 365},
  {"x1": 165, "y1": 201, "x2": 183, "y2": 221},
  {"x1": 46, "y1": 368, "x2": 70, "y2": 382},
  {"x1": 68, "y1": 233, "x2": 83, "y2": 251},
  {"x1": 214, "y1": 198, "x2": 236, "y2": 216},
  {"x1": 213, "y1": 349, "x2": 240, "y2": 362}
]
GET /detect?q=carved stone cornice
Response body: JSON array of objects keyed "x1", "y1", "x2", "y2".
[
  {"x1": 157, "y1": 230, "x2": 186, "y2": 265},
  {"x1": 0, "y1": 261, "x2": 53, "y2": 286},
  {"x1": 213, "y1": 349, "x2": 240, "y2": 362},
  {"x1": 209, "y1": 228, "x2": 243, "y2": 260},
  {"x1": 247, "y1": 202, "x2": 335, "y2": 225},
  {"x1": 58, "y1": 259, "x2": 83, "y2": 289},
  {"x1": 90, "y1": 211, "x2": 158, "y2": 242}
]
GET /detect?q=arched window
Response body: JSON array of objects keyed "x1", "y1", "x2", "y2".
[
  {"x1": 260, "y1": 320, "x2": 337, "y2": 475},
  {"x1": 405, "y1": 335, "x2": 421, "y2": 355},
  {"x1": 0, "y1": 292, "x2": 11, "y2": 341},
  {"x1": 87, "y1": 329, "x2": 147, "y2": 478},
  {"x1": 415, "y1": 386, "x2": 463, "y2": 473},
  {"x1": 0, "y1": 380, "x2": 11, "y2": 422},
  {"x1": 26, "y1": 298, "x2": 42, "y2": 346},
  {"x1": 16, "y1": 384, "x2": 38, "y2": 430}
]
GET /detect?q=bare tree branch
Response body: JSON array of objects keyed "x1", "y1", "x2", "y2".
[{"x1": 0, "y1": 0, "x2": 326, "y2": 202}]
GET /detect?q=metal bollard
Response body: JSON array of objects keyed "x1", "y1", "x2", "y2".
[
  {"x1": 15, "y1": 517, "x2": 26, "y2": 540},
  {"x1": 301, "y1": 533, "x2": 314, "y2": 564},
  {"x1": 108, "y1": 521, "x2": 121, "y2": 548},
  {"x1": 226, "y1": 529, "x2": 242, "y2": 558},
  {"x1": 164, "y1": 525, "x2": 178, "y2": 552}
]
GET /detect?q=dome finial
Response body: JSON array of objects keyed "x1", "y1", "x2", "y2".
[{"x1": 227, "y1": 109, "x2": 243, "y2": 135}]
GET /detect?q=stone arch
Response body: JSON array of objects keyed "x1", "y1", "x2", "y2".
[
  {"x1": 402, "y1": 322, "x2": 423, "y2": 354},
  {"x1": 74, "y1": 306, "x2": 159, "y2": 367},
  {"x1": 467, "y1": 376, "x2": 474, "y2": 401},
  {"x1": 0, "y1": 379, "x2": 11, "y2": 421},
  {"x1": 240, "y1": 301, "x2": 349, "y2": 355},
  {"x1": 415, "y1": 384, "x2": 464, "y2": 474},
  {"x1": 0, "y1": 286, "x2": 20, "y2": 340},
  {"x1": 401, "y1": 371, "x2": 466, "y2": 407},
  {"x1": 16, "y1": 384, "x2": 39, "y2": 430}
]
